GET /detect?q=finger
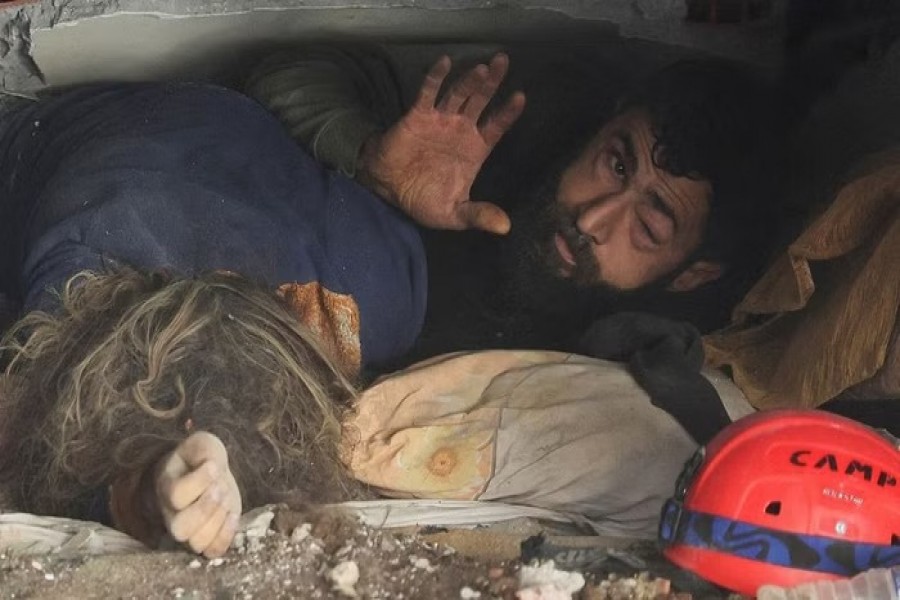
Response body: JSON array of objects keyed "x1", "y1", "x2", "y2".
[
  {"x1": 168, "y1": 482, "x2": 226, "y2": 542},
  {"x1": 438, "y1": 63, "x2": 488, "y2": 114},
  {"x1": 463, "y1": 53, "x2": 510, "y2": 121},
  {"x1": 222, "y1": 471, "x2": 243, "y2": 516},
  {"x1": 159, "y1": 459, "x2": 219, "y2": 513},
  {"x1": 175, "y1": 431, "x2": 229, "y2": 470},
  {"x1": 414, "y1": 56, "x2": 452, "y2": 110},
  {"x1": 479, "y1": 91, "x2": 526, "y2": 149},
  {"x1": 187, "y1": 504, "x2": 230, "y2": 555},
  {"x1": 203, "y1": 512, "x2": 240, "y2": 558},
  {"x1": 456, "y1": 201, "x2": 512, "y2": 236}
]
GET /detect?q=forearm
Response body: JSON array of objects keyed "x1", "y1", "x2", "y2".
[
  {"x1": 108, "y1": 461, "x2": 167, "y2": 547},
  {"x1": 245, "y1": 44, "x2": 404, "y2": 178}
]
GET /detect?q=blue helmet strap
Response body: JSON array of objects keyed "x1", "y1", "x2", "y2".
[{"x1": 659, "y1": 499, "x2": 900, "y2": 577}]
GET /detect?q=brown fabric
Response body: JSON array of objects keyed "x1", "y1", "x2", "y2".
[
  {"x1": 835, "y1": 319, "x2": 900, "y2": 400},
  {"x1": 704, "y1": 151, "x2": 900, "y2": 409}
]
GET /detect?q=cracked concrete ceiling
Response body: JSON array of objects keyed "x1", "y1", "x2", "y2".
[{"x1": 0, "y1": 0, "x2": 785, "y2": 93}]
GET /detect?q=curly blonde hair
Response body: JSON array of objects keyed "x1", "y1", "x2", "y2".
[{"x1": 0, "y1": 269, "x2": 367, "y2": 518}]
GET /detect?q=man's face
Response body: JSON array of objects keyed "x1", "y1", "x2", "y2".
[{"x1": 542, "y1": 110, "x2": 713, "y2": 291}]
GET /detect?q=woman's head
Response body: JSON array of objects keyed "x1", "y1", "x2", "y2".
[{"x1": 1, "y1": 269, "x2": 364, "y2": 515}]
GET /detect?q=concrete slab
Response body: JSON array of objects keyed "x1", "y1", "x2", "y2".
[{"x1": 0, "y1": 0, "x2": 786, "y2": 93}]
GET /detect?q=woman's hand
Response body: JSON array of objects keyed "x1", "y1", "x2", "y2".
[{"x1": 153, "y1": 431, "x2": 242, "y2": 558}]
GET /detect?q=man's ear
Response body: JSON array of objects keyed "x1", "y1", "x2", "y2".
[{"x1": 667, "y1": 260, "x2": 723, "y2": 293}]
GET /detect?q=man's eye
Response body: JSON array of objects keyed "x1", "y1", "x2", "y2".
[{"x1": 611, "y1": 155, "x2": 626, "y2": 178}]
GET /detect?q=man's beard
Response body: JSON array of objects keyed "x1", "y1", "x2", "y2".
[
  {"x1": 494, "y1": 160, "x2": 682, "y2": 329},
  {"x1": 495, "y1": 162, "x2": 619, "y2": 325}
]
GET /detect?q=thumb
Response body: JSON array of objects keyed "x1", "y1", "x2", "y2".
[{"x1": 457, "y1": 200, "x2": 511, "y2": 235}]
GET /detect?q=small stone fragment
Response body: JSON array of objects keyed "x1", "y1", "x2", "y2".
[
  {"x1": 410, "y1": 556, "x2": 435, "y2": 572},
  {"x1": 291, "y1": 523, "x2": 312, "y2": 543},
  {"x1": 231, "y1": 507, "x2": 275, "y2": 551},
  {"x1": 516, "y1": 560, "x2": 585, "y2": 600},
  {"x1": 209, "y1": 557, "x2": 225, "y2": 567},
  {"x1": 188, "y1": 559, "x2": 202, "y2": 569},
  {"x1": 654, "y1": 576, "x2": 672, "y2": 595},
  {"x1": 579, "y1": 585, "x2": 604, "y2": 600},
  {"x1": 328, "y1": 560, "x2": 360, "y2": 598},
  {"x1": 460, "y1": 586, "x2": 482, "y2": 599}
]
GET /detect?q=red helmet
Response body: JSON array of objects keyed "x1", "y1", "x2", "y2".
[{"x1": 659, "y1": 409, "x2": 900, "y2": 596}]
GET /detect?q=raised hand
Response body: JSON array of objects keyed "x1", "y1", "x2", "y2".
[
  {"x1": 358, "y1": 53, "x2": 526, "y2": 235},
  {"x1": 154, "y1": 431, "x2": 242, "y2": 557}
]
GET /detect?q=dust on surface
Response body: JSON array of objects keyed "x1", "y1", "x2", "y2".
[{"x1": 0, "y1": 506, "x2": 741, "y2": 600}]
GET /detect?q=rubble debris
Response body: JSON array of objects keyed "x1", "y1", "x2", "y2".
[
  {"x1": 231, "y1": 506, "x2": 274, "y2": 553},
  {"x1": 517, "y1": 560, "x2": 585, "y2": 599},
  {"x1": 581, "y1": 572, "x2": 678, "y2": 600},
  {"x1": 410, "y1": 555, "x2": 435, "y2": 572},
  {"x1": 0, "y1": 505, "x2": 735, "y2": 598},
  {"x1": 328, "y1": 559, "x2": 360, "y2": 598},
  {"x1": 290, "y1": 523, "x2": 312, "y2": 543}
]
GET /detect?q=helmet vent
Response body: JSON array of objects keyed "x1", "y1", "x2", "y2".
[
  {"x1": 764, "y1": 501, "x2": 782, "y2": 516},
  {"x1": 892, "y1": 534, "x2": 899, "y2": 546}
]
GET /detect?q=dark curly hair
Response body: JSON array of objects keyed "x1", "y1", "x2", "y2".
[{"x1": 616, "y1": 59, "x2": 787, "y2": 284}]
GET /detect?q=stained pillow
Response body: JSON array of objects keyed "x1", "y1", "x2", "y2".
[{"x1": 341, "y1": 350, "x2": 753, "y2": 539}]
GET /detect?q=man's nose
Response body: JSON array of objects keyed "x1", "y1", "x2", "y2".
[{"x1": 574, "y1": 193, "x2": 630, "y2": 246}]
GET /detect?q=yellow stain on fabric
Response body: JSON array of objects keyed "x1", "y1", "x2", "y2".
[
  {"x1": 340, "y1": 352, "x2": 554, "y2": 499},
  {"x1": 345, "y1": 405, "x2": 497, "y2": 499},
  {"x1": 277, "y1": 282, "x2": 362, "y2": 376}
]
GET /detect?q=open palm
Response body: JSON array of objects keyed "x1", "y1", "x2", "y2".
[{"x1": 359, "y1": 53, "x2": 526, "y2": 235}]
